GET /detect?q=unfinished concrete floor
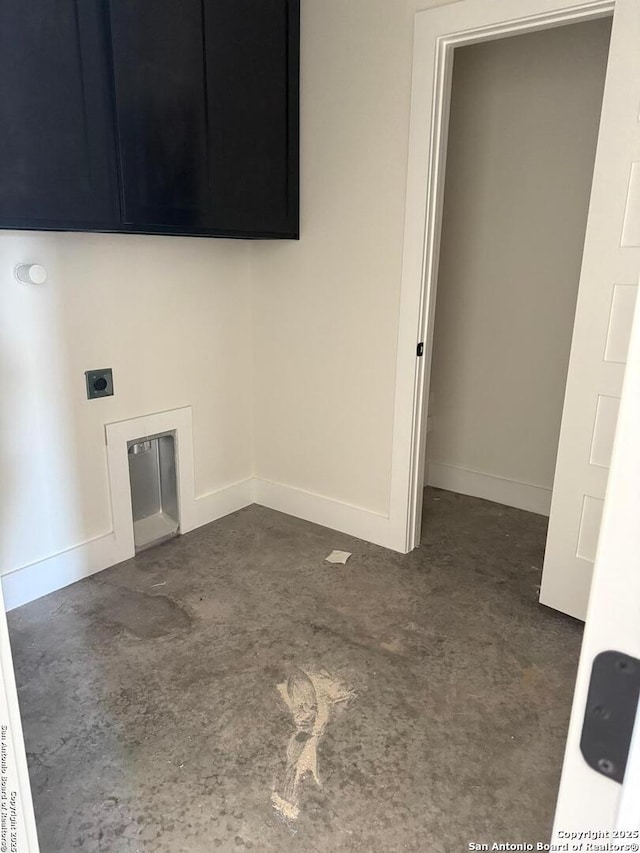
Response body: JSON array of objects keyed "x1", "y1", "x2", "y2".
[{"x1": 8, "y1": 489, "x2": 582, "y2": 852}]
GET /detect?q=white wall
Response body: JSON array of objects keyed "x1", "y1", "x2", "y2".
[
  {"x1": 4, "y1": 0, "x2": 439, "y2": 591},
  {"x1": 251, "y1": 0, "x2": 459, "y2": 516},
  {"x1": 0, "y1": 232, "x2": 252, "y2": 575},
  {"x1": 0, "y1": 2, "x2": 614, "y2": 604},
  {"x1": 425, "y1": 20, "x2": 611, "y2": 508}
]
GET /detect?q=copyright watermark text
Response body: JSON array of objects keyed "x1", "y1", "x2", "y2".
[{"x1": 467, "y1": 835, "x2": 640, "y2": 853}]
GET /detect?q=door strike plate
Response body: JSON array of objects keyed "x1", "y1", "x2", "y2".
[{"x1": 580, "y1": 650, "x2": 640, "y2": 784}]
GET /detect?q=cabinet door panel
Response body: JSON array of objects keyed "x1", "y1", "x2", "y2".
[
  {"x1": 0, "y1": 0, "x2": 119, "y2": 228},
  {"x1": 205, "y1": 0, "x2": 299, "y2": 236},
  {"x1": 109, "y1": 0, "x2": 212, "y2": 229}
]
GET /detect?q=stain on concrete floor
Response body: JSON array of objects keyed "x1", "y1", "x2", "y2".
[
  {"x1": 8, "y1": 488, "x2": 582, "y2": 852},
  {"x1": 272, "y1": 666, "x2": 354, "y2": 822}
]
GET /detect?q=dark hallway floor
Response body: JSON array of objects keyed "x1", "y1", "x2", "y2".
[{"x1": 8, "y1": 489, "x2": 582, "y2": 852}]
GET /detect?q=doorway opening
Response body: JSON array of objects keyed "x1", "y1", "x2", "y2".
[{"x1": 419, "y1": 17, "x2": 612, "y2": 607}]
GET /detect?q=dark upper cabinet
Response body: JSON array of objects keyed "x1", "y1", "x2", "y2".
[
  {"x1": 0, "y1": 0, "x2": 299, "y2": 239},
  {"x1": 204, "y1": 0, "x2": 299, "y2": 236},
  {"x1": 0, "y1": 0, "x2": 120, "y2": 230},
  {"x1": 109, "y1": 0, "x2": 213, "y2": 232}
]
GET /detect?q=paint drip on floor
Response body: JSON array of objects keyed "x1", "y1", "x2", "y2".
[{"x1": 271, "y1": 668, "x2": 354, "y2": 822}]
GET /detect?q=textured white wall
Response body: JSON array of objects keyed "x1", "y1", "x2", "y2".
[
  {"x1": 427, "y1": 19, "x2": 611, "y2": 491},
  {"x1": 0, "y1": 232, "x2": 252, "y2": 573},
  {"x1": 251, "y1": 0, "x2": 459, "y2": 515}
]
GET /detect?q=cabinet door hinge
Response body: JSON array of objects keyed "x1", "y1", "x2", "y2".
[{"x1": 417, "y1": 342, "x2": 424, "y2": 357}]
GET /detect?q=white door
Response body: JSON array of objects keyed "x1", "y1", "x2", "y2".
[
  {"x1": 553, "y1": 273, "x2": 640, "y2": 832},
  {"x1": 0, "y1": 583, "x2": 40, "y2": 851},
  {"x1": 540, "y1": 0, "x2": 640, "y2": 621}
]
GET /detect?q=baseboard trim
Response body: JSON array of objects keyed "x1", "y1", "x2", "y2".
[
  {"x1": 253, "y1": 478, "x2": 397, "y2": 550},
  {"x1": 426, "y1": 462, "x2": 552, "y2": 516},
  {"x1": 2, "y1": 477, "x2": 255, "y2": 611},
  {"x1": 2, "y1": 532, "x2": 120, "y2": 612},
  {"x1": 188, "y1": 478, "x2": 256, "y2": 532},
  {"x1": 3, "y1": 476, "x2": 400, "y2": 610}
]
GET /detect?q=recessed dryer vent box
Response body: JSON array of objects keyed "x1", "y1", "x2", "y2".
[{"x1": 128, "y1": 432, "x2": 179, "y2": 552}]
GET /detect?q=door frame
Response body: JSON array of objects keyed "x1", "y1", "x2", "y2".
[{"x1": 389, "y1": 0, "x2": 615, "y2": 553}]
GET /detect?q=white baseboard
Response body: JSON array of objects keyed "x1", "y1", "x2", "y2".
[
  {"x1": 188, "y1": 478, "x2": 256, "y2": 532},
  {"x1": 3, "y1": 476, "x2": 399, "y2": 611},
  {"x1": 253, "y1": 478, "x2": 397, "y2": 550},
  {"x1": 2, "y1": 477, "x2": 255, "y2": 611},
  {"x1": 426, "y1": 461, "x2": 552, "y2": 516},
  {"x1": 2, "y1": 532, "x2": 121, "y2": 612}
]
